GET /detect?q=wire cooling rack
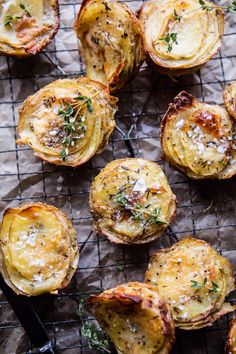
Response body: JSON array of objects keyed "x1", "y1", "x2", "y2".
[{"x1": 0, "y1": 0, "x2": 235, "y2": 353}]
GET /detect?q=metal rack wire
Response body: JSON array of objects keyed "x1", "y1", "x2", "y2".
[{"x1": 0, "y1": 0, "x2": 235, "y2": 353}]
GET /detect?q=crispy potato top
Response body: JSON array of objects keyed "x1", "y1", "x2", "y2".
[
  {"x1": 0, "y1": 203, "x2": 79, "y2": 296},
  {"x1": 145, "y1": 238, "x2": 235, "y2": 330},
  {"x1": 90, "y1": 158, "x2": 176, "y2": 244},
  {"x1": 161, "y1": 91, "x2": 236, "y2": 179},
  {"x1": 138, "y1": 0, "x2": 224, "y2": 74},
  {"x1": 75, "y1": 0, "x2": 144, "y2": 91},
  {"x1": 17, "y1": 77, "x2": 118, "y2": 167},
  {"x1": 0, "y1": 0, "x2": 59, "y2": 56},
  {"x1": 89, "y1": 282, "x2": 175, "y2": 354}
]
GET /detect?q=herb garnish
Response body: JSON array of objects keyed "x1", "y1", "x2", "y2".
[
  {"x1": 210, "y1": 281, "x2": 219, "y2": 293},
  {"x1": 77, "y1": 299, "x2": 111, "y2": 353},
  {"x1": 157, "y1": 1, "x2": 236, "y2": 53},
  {"x1": 174, "y1": 9, "x2": 181, "y2": 22},
  {"x1": 191, "y1": 277, "x2": 207, "y2": 290},
  {"x1": 199, "y1": 0, "x2": 236, "y2": 12},
  {"x1": 199, "y1": 0, "x2": 213, "y2": 12},
  {"x1": 58, "y1": 95, "x2": 93, "y2": 161},
  {"x1": 191, "y1": 278, "x2": 219, "y2": 293},
  {"x1": 113, "y1": 190, "x2": 167, "y2": 226},
  {"x1": 117, "y1": 264, "x2": 125, "y2": 272},
  {"x1": 4, "y1": 3, "x2": 31, "y2": 27},
  {"x1": 19, "y1": 3, "x2": 31, "y2": 17},
  {"x1": 159, "y1": 32, "x2": 178, "y2": 53}
]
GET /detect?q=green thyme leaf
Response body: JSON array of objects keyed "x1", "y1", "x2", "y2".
[
  {"x1": 19, "y1": 3, "x2": 31, "y2": 17},
  {"x1": 174, "y1": 9, "x2": 181, "y2": 22},
  {"x1": 77, "y1": 299, "x2": 111, "y2": 353},
  {"x1": 160, "y1": 32, "x2": 178, "y2": 53},
  {"x1": 191, "y1": 277, "x2": 207, "y2": 290},
  {"x1": 60, "y1": 148, "x2": 68, "y2": 161},
  {"x1": 227, "y1": 0, "x2": 236, "y2": 12},
  {"x1": 113, "y1": 189, "x2": 167, "y2": 225},
  {"x1": 210, "y1": 281, "x2": 219, "y2": 293},
  {"x1": 199, "y1": 0, "x2": 213, "y2": 11},
  {"x1": 117, "y1": 264, "x2": 125, "y2": 272}
]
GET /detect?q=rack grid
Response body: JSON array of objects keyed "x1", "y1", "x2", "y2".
[{"x1": 0, "y1": 0, "x2": 235, "y2": 353}]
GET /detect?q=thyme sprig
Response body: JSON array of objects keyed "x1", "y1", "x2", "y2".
[
  {"x1": 191, "y1": 277, "x2": 207, "y2": 290},
  {"x1": 191, "y1": 278, "x2": 219, "y2": 293},
  {"x1": 159, "y1": 32, "x2": 178, "y2": 53},
  {"x1": 77, "y1": 299, "x2": 111, "y2": 353},
  {"x1": 113, "y1": 190, "x2": 167, "y2": 225},
  {"x1": 4, "y1": 3, "x2": 31, "y2": 26},
  {"x1": 58, "y1": 95, "x2": 93, "y2": 161}
]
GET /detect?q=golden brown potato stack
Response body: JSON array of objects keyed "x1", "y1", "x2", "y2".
[
  {"x1": 74, "y1": 0, "x2": 144, "y2": 92},
  {"x1": 161, "y1": 91, "x2": 236, "y2": 179},
  {"x1": 17, "y1": 77, "x2": 118, "y2": 167},
  {"x1": 0, "y1": 0, "x2": 59, "y2": 57},
  {"x1": 90, "y1": 158, "x2": 177, "y2": 244},
  {"x1": 88, "y1": 282, "x2": 175, "y2": 354},
  {"x1": 145, "y1": 238, "x2": 235, "y2": 330},
  {"x1": 138, "y1": 0, "x2": 224, "y2": 76},
  {"x1": 0, "y1": 203, "x2": 79, "y2": 296}
]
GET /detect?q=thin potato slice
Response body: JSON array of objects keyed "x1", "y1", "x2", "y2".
[
  {"x1": 74, "y1": 0, "x2": 144, "y2": 92},
  {"x1": 88, "y1": 282, "x2": 175, "y2": 354},
  {"x1": 89, "y1": 158, "x2": 177, "y2": 244},
  {"x1": 161, "y1": 91, "x2": 236, "y2": 179},
  {"x1": 0, "y1": 203, "x2": 79, "y2": 296},
  {"x1": 0, "y1": 0, "x2": 59, "y2": 57},
  {"x1": 17, "y1": 77, "x2": 118, "y2": 167},
  {"x1": 226, "y1": 318, "x2": 236, "y2": 354},
  {"x1": 145, "y1": 238, "x2": 235, "y2": 330},
  {"x1": 138, "y1": 0, "x2": 224, "y2": 76},
  {"x1": 224, "y1": 82, "x2": 236, "y2": 120}
]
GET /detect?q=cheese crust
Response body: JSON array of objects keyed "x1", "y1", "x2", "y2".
[
  {"x1": 161, "y1": 91, "x2": 236, "y2": 179},
  {"x1": 89, "y1": 158, "x2": 177, "y2": 244},
  {"x1": 0, "y1": 203, "x2": 79, "y2": 296},
  {"x1": 138, "y1": 0, "x2": 224, "y2": 76},
  {"x1": 88, "y1": 282, "x2": 175, "y2": 354},
  {"x1": 17, "y1": 77, "x2": 118, "y2": 167},
  {"x1": 74, "y1": 0, "x2": 144, "y2": 92},
  {"x1": 145, "y1": 238, "x2": 235, "y2": 330},
  {"x1": 226, "y1": 318, "x2": 236, "y2": 354},
  {"x1": 224, "y1": 82, "x2": 236, "y2": 120},
  {"x1": 0, "y1": 0, "x2": 59, "y2": 57}
]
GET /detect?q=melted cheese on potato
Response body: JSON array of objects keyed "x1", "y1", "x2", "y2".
[
  {"x1": 89, "y1": 282, "x2": 175, "y2": 354},
  {"x1": 0, "y1": 203, "x2": 79, "y2": 296},
  {"x1": 75, "y1": 0, "x2": 144, "y2": 91},
  {"x1": 145, "y1": 238, "x2": 235, "y2": 330},
  {"x1": 90, "y1": 158, "x2": 176, "y2": 244},
  {"x1": 161, "y1": 91, "x2": 236, "y2": 179}
]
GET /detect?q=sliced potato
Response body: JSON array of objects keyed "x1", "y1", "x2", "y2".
[
  {"x1": 74, "y1": 0, "x2": 144, "y2": 92},
  {"x1": 161, "y1": 91, "x2": 236, "y2": 179},
  {"x1": 0, "y1": 203, "x2": 79, "y2": 296},
  {"x1": 17, "y1": 77, "x2": 118, "y2": 167},
  {"x1": 226, "y1": 318, "x2": 236, "y2": 354},
  {"x1": 138, "y1": 0, "x2": 224, "y2": 76},
  {"x1": 224, "y1": 82, "x2": 236, "y2": 120},
  {"x1": 145, "y1": 238, "x2": 235, "y2": 330},
  {"x1": 88, "y1": 282, "x2": 175, "y2": 354},
  {"x1": 0, "y1": 0, "x2": 59, "y2": 57},
  {"x1": 89, "y1": 158, "x2": 177, "y2": 244}
]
